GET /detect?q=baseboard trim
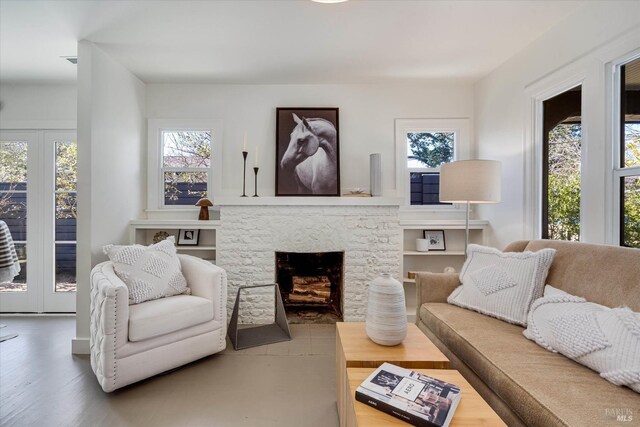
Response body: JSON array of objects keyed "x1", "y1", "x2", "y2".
[{"x1": 72, "y1": 338, "x2": 90, "y2": 354}]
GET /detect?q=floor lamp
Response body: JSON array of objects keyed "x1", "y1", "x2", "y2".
[{"x1": 439, "y1": 160, "x2": 501, "y2": 258}]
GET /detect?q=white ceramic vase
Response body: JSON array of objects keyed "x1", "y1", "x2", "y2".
[{"x1": 366, "y1": 273, "x2": 407, "y2": 346}]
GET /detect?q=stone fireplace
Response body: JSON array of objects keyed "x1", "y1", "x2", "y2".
[
  {"x1": 217, "y1": 201, "x2": 401, "y2": 323},
  {"x1": 275, "y1": 251, "x2": 344, "y2": 323}
]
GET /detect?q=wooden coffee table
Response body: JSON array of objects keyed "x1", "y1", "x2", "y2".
[
  {"x1": 336, "y1": 322, "x2": 450, "y2": 427},
  {"x1": 346, "y1": 368, "x2": 506, "y2": 426}
]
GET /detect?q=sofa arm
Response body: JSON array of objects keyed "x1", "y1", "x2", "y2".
[
  {"x1": 415, "y1": 272, "x2": 461, "y2": 314},
  {"x1": 179, "y1": 254, "x2": 228, "y2": 324},
  {"x1": 90, "y1": 262, "x2": 130, "y2": 392}
]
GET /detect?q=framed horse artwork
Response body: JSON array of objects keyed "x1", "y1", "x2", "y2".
[{"x1": 276, "y1": 107, "x2": 340, "y2": 196}]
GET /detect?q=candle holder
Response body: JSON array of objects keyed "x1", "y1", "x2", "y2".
[
  {"x1": 253, "y1": 167, "x2": 259, "y2": 197},
  {"x1": 241, "y1": 151, "x2": 248, "y2": 197}
]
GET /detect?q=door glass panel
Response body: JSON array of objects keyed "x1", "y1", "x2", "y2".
[
  {"x1": 542, "y1": 86, "x2": 582, "y2": 241},
  {"x1": 0, "y1": 141, "x2": 27, "y2": 292},
  {"x1": 622, "y1": 175, "x2": 640, "y2": 248},
  {"x1": 55, "y1": 141, "x2": 77, "y2": 293},
  {"x1": 55, "y1": 243, "x2": 76, "y2": 292}
]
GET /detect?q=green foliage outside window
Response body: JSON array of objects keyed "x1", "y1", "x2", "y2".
[
  {"x1": 407, "y1": 132, "x2": 454, "y2": 168},
  {"x1": 547, "y1": 124, "x2": 581, "y2": 241}
]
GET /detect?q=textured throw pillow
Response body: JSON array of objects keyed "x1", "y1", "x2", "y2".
[
  {"x1": 103, "y1": 236, "x2": 190, "y2": 304},
  {"x1": 447, "y1": 244, "x2": 556, "y2": 326},
  {"x1": 524, "y1": 287, "x2": 640, "y2": 393}
]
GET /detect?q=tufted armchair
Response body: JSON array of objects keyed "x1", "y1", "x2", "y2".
[{"x1": 89, "y1": 254, "x2": 227, "y2": 392}]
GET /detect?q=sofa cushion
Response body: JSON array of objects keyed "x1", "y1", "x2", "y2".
[
  {"x1": 128, "y1": 295, "x2": 214, "y2": 342},
  {"x1": 522, "y1": 240, "x2": 640, "y2": 312},
  {"x1": 524, "y1": 287, "x2": 640, "y2": 393},
  {"x1": 103, "y1": 236, "x2": 190, "y2": 305},
  {"x1": 420, "y1": 302, "x2": 640, "y2": 427},
  {"x1": 447, "y1": 244, "x2": 555, "y2": 326}
]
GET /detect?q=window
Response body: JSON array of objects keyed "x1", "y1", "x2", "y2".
[
  {"x1": 147, "y1": 120, "x2": 221, "y2": 210},
  {"x1": 541, "y1": 85, "x2": 582, "y2": 241},
  {"x1": 616, "y1": 57, "x2": 640, "y2": 248},
  {"x1": 162, "y1": 130, "x2": 211, "y2": 205},
  {"x1": 395, "y1": 119, "x2": 470, "y2": 207}
]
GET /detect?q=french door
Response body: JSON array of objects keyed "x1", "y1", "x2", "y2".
[{"x1": 0, "y1": 130, "x2": 76, "y2": 312}]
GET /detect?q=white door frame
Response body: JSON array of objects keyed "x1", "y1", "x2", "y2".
[{"x1": 0, "y1": 130, "x2": 76, "y2": 312}]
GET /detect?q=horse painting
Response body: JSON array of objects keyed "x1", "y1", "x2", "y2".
[{"x1": 277, "y1": 109, "x2": 340, "y2": 196}]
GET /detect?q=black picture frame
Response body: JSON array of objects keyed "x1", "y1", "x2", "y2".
[
  {"x1": 423, "y1": 230, "x2": 446, "y2": 251},
  {"x1": 275, "y1": 107, "x2": 340, "y2": 196},
  {"x1": 178, "y1": 229, "x2": 200, "y2": 246}
]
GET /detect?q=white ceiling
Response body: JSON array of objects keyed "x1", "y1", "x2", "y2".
[{"x1": 0, "y1": 0, "x2": 588, "y2": 84}]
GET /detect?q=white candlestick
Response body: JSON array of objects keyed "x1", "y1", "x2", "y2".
[
  {"x1": 255, "y1": 146, "x2": 259, "y2": 167},
  {"x1": 243, "y1": 131, "x2": 247, "y2": 151}
]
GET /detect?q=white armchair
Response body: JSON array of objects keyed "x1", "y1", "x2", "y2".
[{"x1": 89, "y1": 254, "x2": 227, "y2": 392}]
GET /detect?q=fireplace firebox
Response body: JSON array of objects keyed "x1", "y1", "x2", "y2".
[{"x1": 275, "y1": 251, "x2": 344, "y2": 323}]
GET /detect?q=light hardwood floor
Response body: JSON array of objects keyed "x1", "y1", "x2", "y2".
[{"x1": 0, "y1": 316, "x2": 338, "y2": 427}]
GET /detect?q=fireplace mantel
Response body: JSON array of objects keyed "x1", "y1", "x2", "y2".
[{"x1": 215, "y1": 196, "x2": 403, "y2": 206}]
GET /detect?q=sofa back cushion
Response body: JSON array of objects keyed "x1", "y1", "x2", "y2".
[{"x1": 504, "y1": 240, "x2": 640, "y2": 312}]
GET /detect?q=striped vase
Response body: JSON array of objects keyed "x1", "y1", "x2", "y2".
[{"x1": 365, "y1": 273, "x2": 407, "y2": 346}]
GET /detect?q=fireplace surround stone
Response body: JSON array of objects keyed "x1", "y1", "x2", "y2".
[{"x1": 217, "y1": 204, "x2": 401, "y2": 323}]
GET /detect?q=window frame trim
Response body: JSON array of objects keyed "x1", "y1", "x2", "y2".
[
  {"x1": 147, "y1": 119, "x2": 223, "y2": 210},
  {"x1": 524, "y1": 69, "x2": 586, "y2": 240},
  {"x1": 609, "y1": 50, "x2": 640, "y2": 246},
  {"x1": 395, "y1": 118, "x2": 471, "y2": 210}
]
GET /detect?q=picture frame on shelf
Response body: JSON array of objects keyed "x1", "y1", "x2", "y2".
[
  {"x1": 423, "y1": 230, "x2": 446, "y2": 251},
  {"x1": 178, "y1": 229, "x2": 200, "y2": 246},
  {"x1": 275, "y1": 107, "x2": 340, "y2": 196}
]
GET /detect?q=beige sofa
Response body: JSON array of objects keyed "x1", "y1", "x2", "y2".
[{"x1": 416, "y1": 240, "x2": 640, "y2": 427}]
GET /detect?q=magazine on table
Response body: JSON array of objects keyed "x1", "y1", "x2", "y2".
[{"x1": 355, "y1": 362, "x2": 461, "y2": 427}]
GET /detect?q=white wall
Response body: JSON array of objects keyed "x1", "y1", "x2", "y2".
[
  {"x1": 0, "y1": 83, "x2": 76, "y2": 129},
  {"x1": 474, "y1": 2, "x2": 640, "y2": 249},
  {"x1": 74, "y1": 41, "x2": 146, "y2": 353},
  {"x1": 146, "y1": 82, "x2": 474, "y2": 198}
]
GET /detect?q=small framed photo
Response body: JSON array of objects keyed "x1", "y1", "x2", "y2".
[
  {"x1": 423, "y1": 230, "x2": 446, "y2": 251},
  {"x1": 178, "y1": 229, "x2": 200, "y2": 246}
]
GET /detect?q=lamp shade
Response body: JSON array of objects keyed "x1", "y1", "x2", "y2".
[{"x1": 439, "y1": 160, "x2": 501, "y2": 203}]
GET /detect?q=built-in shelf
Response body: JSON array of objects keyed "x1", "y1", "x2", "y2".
[
  {"x1": 403, "y1": 251, "x2": 466, "y2": 256},
  {"x1": 129, "y1": 219, "x2": 218, "y2": 263},
  {"x1": 176, "y1": 246, "x2": 216, "y2": 251},
  {"x1": 401, "y1": 219, "x2": 489, "y2": 320}
]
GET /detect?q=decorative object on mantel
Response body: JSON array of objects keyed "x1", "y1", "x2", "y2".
[
  {"x1": 152, "y1": 231, "x2": 170, "y2": 243},
  {"x1": 241, "y1": 138, "x2": 248, "y2": 197},
  {"x1": 423, "y1": 230, "x2": 446, "y2": 251},
  {"x1": 253, "y1": 167, "x2": 260, "y2": 197},
  {"x1": 228, "y1": 283, "x2": 291, "y2": 350},
  {"x1": 276, "y1": 107, "x2": 340, "y2": 196},
  {"x1": 366, "y1": 273, "x2": 407, "y2": 346},
  {"x1": 178, "y1": 229, "x2": 199, "y2": 246},
  {"x1": 370, "y1": 153, "x2": 381, "y2": 196},
  {"x1": 444, "y1": 266, "x2": 456, "y2": 274},
  {"x1": 440, "y1": 159, "x2": 501, "y2": 259},
  {"x1": 407, "y1": 271, "x2": 417, "y2": 279},
  {"x1": 195, "y1": 197, "x2": 213, "y2": 220},
  {"x1": 343, "y1": 188, "x2": 371, "y2": 197}
]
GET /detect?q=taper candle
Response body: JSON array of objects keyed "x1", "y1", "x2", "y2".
[
  {"x1": 243, "y1": 131, "x2": 247, "y2": 151},
  {"x1": 254, "y1": 146, "x2": 259, "y2": 167}
]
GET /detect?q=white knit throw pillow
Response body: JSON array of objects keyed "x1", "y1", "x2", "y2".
[
  {"x1": 524, "y1": 286, "x2": 640, "y2": 393},
  {"x1": 103, "y1": 236, "x2": 190, "y2": 304},
  {"x1": 447, "y1": 244, "x2": 556, "y2": 326}
]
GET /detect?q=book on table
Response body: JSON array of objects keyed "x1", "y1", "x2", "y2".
[{"x1": 355, "y1": 362, "x2": 461, "y2": 427}]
